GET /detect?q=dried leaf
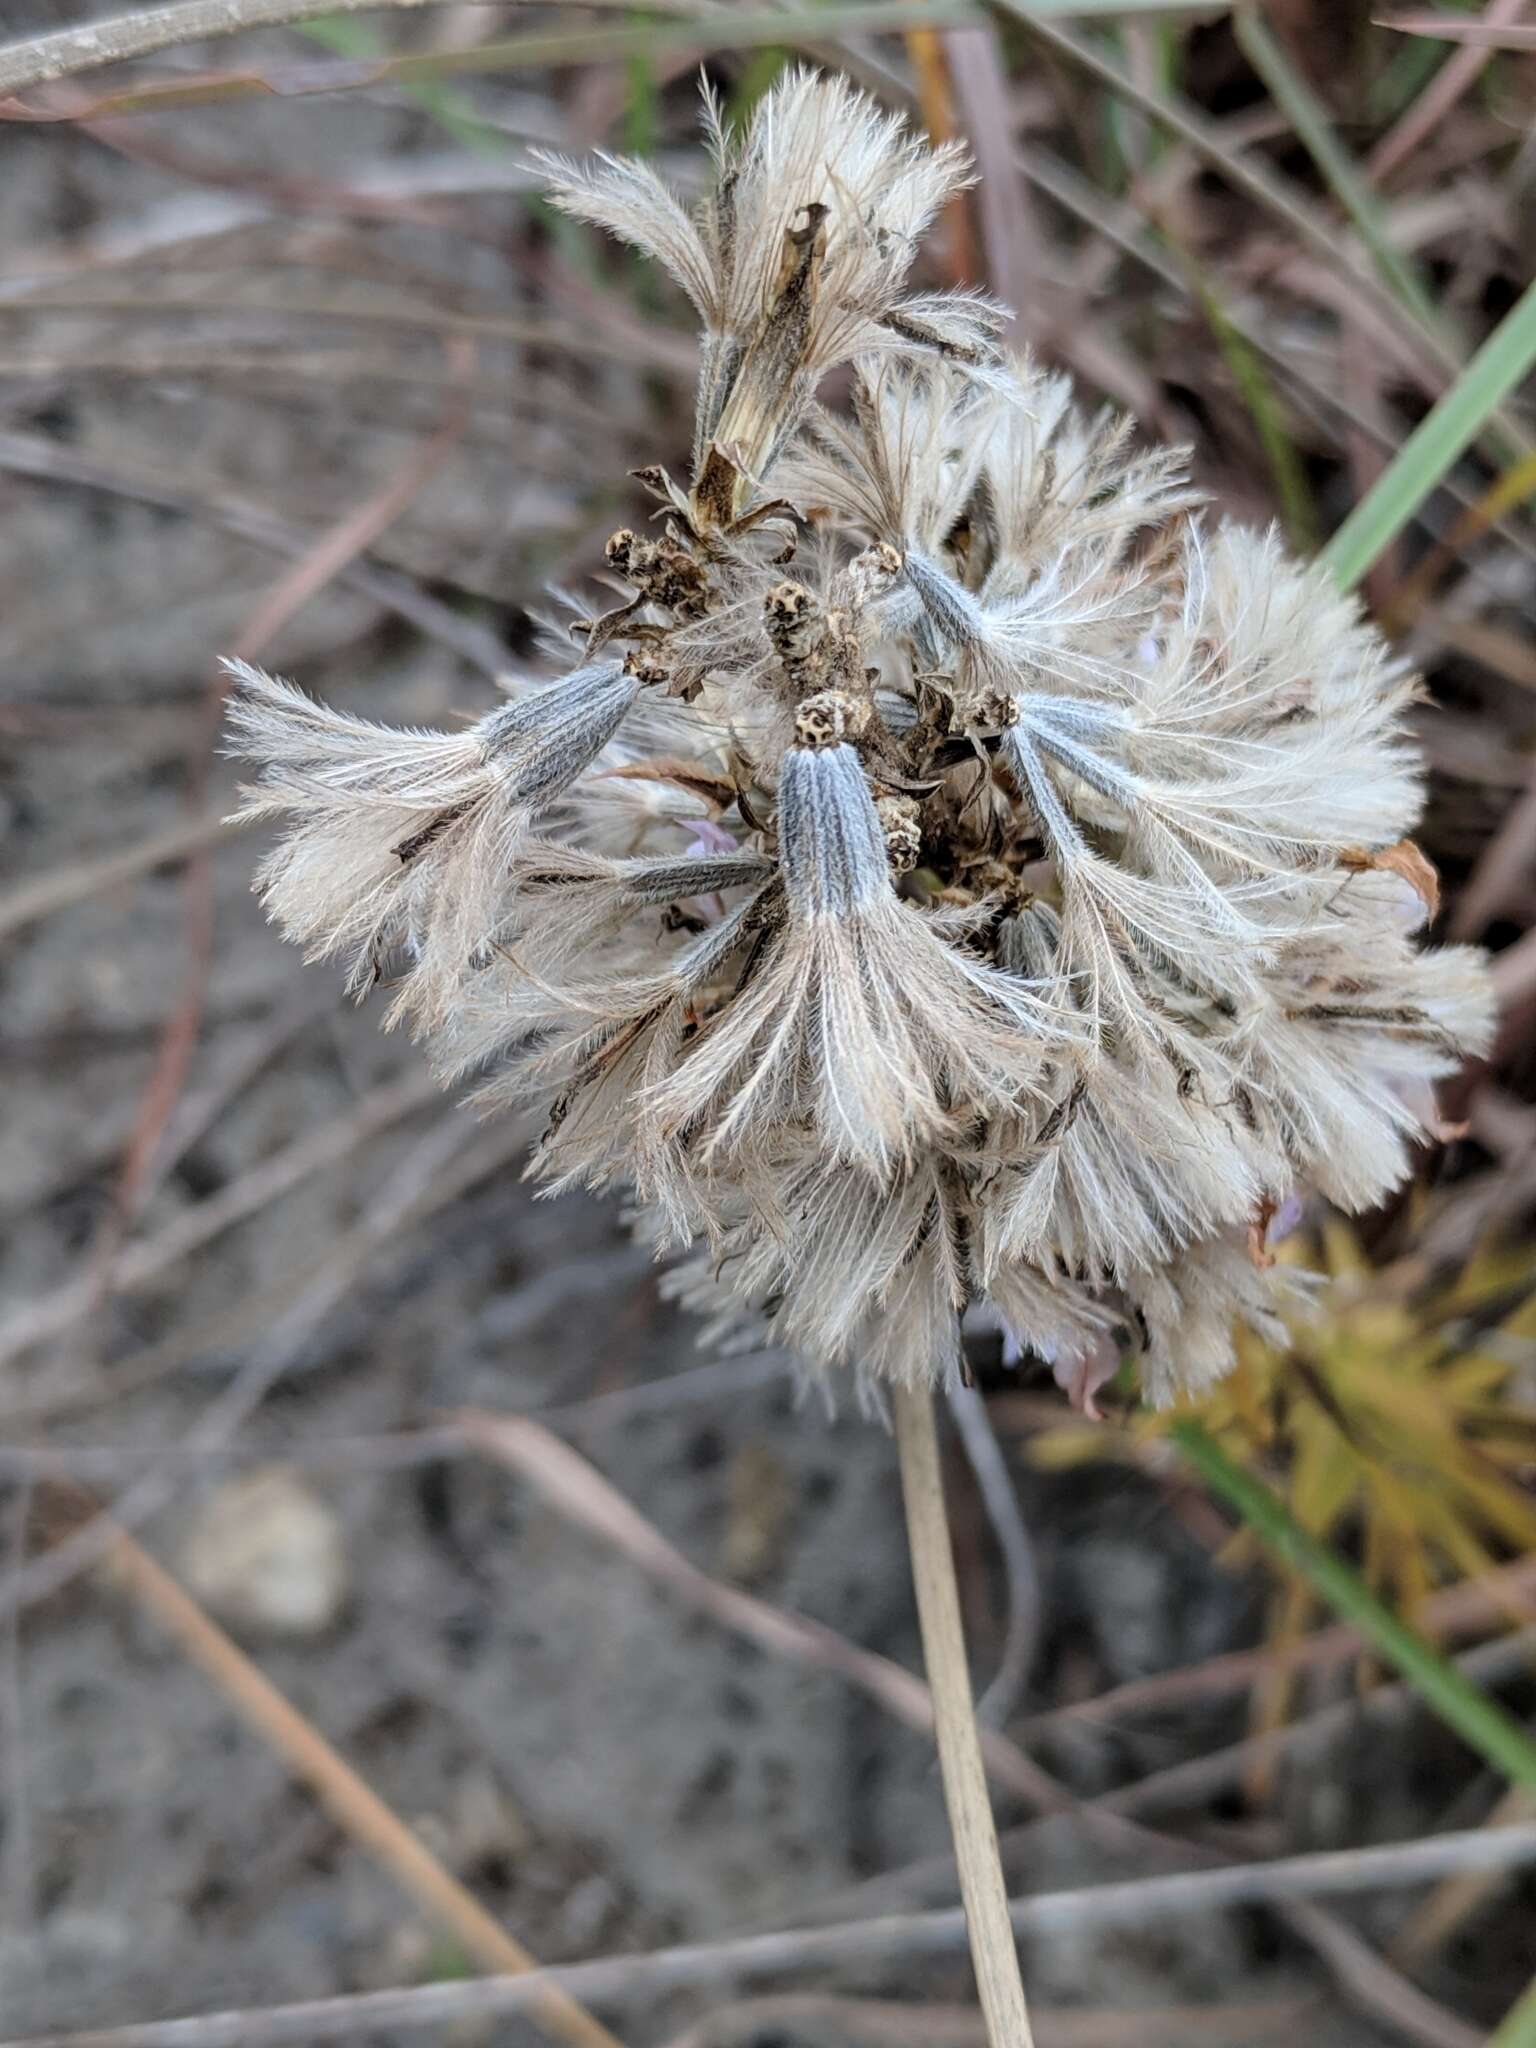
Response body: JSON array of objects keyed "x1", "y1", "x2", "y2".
[
  {"x1": 591, "y1": 757, "x2": 740, "y2": 810},
  {"x1": 1340, "y1": 839, "x2": 1441, "y2": 922},
  {"x1": 1248, "y1": 1193, "x2": 1279, "y2": 1271}
]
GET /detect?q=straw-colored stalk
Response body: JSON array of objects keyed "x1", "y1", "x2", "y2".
[{"x1": 893, "y1": 1383, "x2": 1034, "y2": 2048}]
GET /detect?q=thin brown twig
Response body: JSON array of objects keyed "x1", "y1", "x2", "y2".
[
  {"x1": 1096, "y1": 1625, "x2": 1536, "y2": 1821},
  {"x1": 1280, "y1": 1900, "x2": 1484, "y2": 2048},
  {"x1": 1392, "y1": 1782, "x2": 1536, "y2": 1968},
  {"x1": 10, "y1": 1824, "x2": 1536, "y2": 2048},
  {"x1": 0, "y1": 1069, "x2": 439, "y2": 1375},
  {"x1": 1017, "y1": 1550, "x2": 1536, "y2": 1736},
  {"x1": 81, "y1": 1501, "x2": 625, "y2": 2048},
  {"x1": 657, "y1": 1991, "x2": 1308, "y2": 2048},
  {"x1": 0, "y1": 813, "x2": 232, "y2": 942},
  {"x1": 457, "y1": 1408, "x2": 1072, "y2": 1816},
  {"x1": 946, "y1": 1383, "x2": 1040, "y2": 1727},
  {"x1": 1367, "y1": 0, "x2": 1531, "y2": 186},
  {"x1": 0, "y1": 0, "x2": 729, "y2": 98},
  {"x1": 0, "y1": 429, "x2": 512, "y2": 684},
  {"x1": 10, "y1": 347, "x2": 472, "y2": 1282},
  {"x1": 0, "y1": 1109, "x2": 523, "y2": 1622}
]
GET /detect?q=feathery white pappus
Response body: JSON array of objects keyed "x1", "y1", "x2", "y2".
[{"x1": 224, "y1": 68, "x2": 1494, "y2": 1408}]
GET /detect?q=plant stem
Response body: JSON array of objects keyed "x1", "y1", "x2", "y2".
[
  {"x1": 1491, "y1": 1974, "x2": 1536, "y2": 2048},
  {"x1": 1321, "y1": 272, "x2": 1536, "y2": 592},
  {"x1": 1172, "y1": 1421, "x2": 1536, "y2": 1792},
  {"x1": 893, "y1": 1381, "x2": 1034, "y2": 2048}
]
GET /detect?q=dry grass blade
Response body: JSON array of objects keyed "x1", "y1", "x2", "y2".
[
  {"x1": 1098, "y1": 1625, "x2": 1536, "y2": 1820},
  {"x1": 0, "y1": 1070, "x2": 439, "y2": 1376},
  {"x1": 79, "y1": 1502, "x2": 624, "y2": 2048},
  {"x1": 1451, "y1": 759, "x2": 1536, "y2": 940},
  {"x1": 1280, "y1": 1900, "x2": 1484, "y2": 2048},
  {"x1": 0, "y1": 813, "x2": 232, "y2": 942},
  {"x1": 1010, "y1": 141, "x2": 1530, "y2": 548},
  {"x1": 1019, "y1": 1551, "x2": 1536, "y2": 1734},
  {"x1": 10, "y1": 1825, "x2": 1536, "y2": 2047},
  {"x1": 1492, "y1": 925, "x2": 1536, "y2": 1009},
  {"x1": 456, "y1": 1409, "x2": 1071, "y2": 1814},
  {"x1": 1368, "y1": 0, "x2": 1530, "y2": 183},
  {"x1": 0, "y1": 4, "x2": 983, "y2": 116},
  {"x1": 998, "y1": 6, "x2": 1453, "y2": 387},
  {"x1": 944, "y1": 25, "x2": 1039, "y2": 329},
  {"x1": 0, "y1": 429, "x2": 511, "y2": 682},
  {"x1": 1393, "y1": 1783, "x2": 1536, "y2": 1966},
  {"x1": 657, "y1": 1991, "x2": 1307, "y2": 2048},
  {"x1": 0, "y1": 0, "x2": 654, "y2": 97},
  {"x1": 1377, "y1": 13, "x2": 1536, "y2": 48},
  {"x1": 1234, "y1": 9, "x2": 1442, "y2": 333},
  {"x1": 0, "y1": 294, "x2": 694, "y2": 375},
  {"x1": 947, "y1": 1383, "x2": 1041, "y2": 1725}
]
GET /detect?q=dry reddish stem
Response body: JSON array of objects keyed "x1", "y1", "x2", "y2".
[{"x1": 81, "y1": 1495, "x2": 625, "y2": 2048}]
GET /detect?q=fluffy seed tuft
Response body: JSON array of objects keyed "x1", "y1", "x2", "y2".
[{"x1": 227, "y1": 72, "x2": 1494, "y2": 1406}]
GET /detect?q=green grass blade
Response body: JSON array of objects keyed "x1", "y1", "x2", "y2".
[
  {"x1": 1234, "y1": 9, "x2": 1438, "y2": 333},
  {"x1": 1234, "y1": 7, "x2": 1533, "y2": 474},
  {"x1": 1491, "y1": 1976, "x2": 1536, "y2": 2048},
  {"x1": 1171, "y1": 1420, "x2": 1536, "y2": 1791},
  {"x1": 1320, "y1": 275, "x2": 1536, "y2": 590},
  {"x1": 298, "y1": 15, "x2": 510, "y2": 153},
  {"x1": 998, "y1": 9, "x2": 1444, "y2": 361},
  {"x1": 1189, "y1": 266, "x2": 1319, "y2": 549},
  {"x1": 622, "y1": 10, "x2": 660, "y2": 159}
]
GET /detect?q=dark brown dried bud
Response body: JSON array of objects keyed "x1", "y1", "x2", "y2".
[
  {"x1": 963, "y1": 687, "x2": 1021, "y2": 733},
  {"x1": 765, "y1": 580, "x2": 819, "y2": 657},
  {"x1": 795, "y1": 689, "x2": 870, "y2": 750},
  {"x1": 606, "y1": 528, "x2": 638, "y2": 573},
  {"x1": 624, "y1": 647, "x2": 672, "y2": 688},
  {"x1": 648, "y1": 538, "x2": 710, "y2": 619},
  {"x1": 607, "y1": 528, "x2": 709, "y2": 621},
  {"x1": 875, "y1": 794, "x2": 922, "y2": 873},
  {"x1": 846, "y1": 542, "x2": 903, "y2": 605}
]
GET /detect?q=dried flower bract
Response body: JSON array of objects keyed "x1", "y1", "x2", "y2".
[{"x1": 226, "y1": 69, "x2": 1494, "y2": 1408}]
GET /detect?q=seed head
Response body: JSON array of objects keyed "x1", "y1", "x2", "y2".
[{"x1": 225, "y1": 69, "x2": 1494, "y2": 1407}]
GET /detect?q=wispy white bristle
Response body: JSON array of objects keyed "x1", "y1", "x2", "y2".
[{"x1": 226, "y1": 71, "x2": 1494, "y2": 1407}]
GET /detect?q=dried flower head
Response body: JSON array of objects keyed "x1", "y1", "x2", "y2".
[{"x1": 226, "y1": 69, "x2": 1494, "y2": 1408}]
